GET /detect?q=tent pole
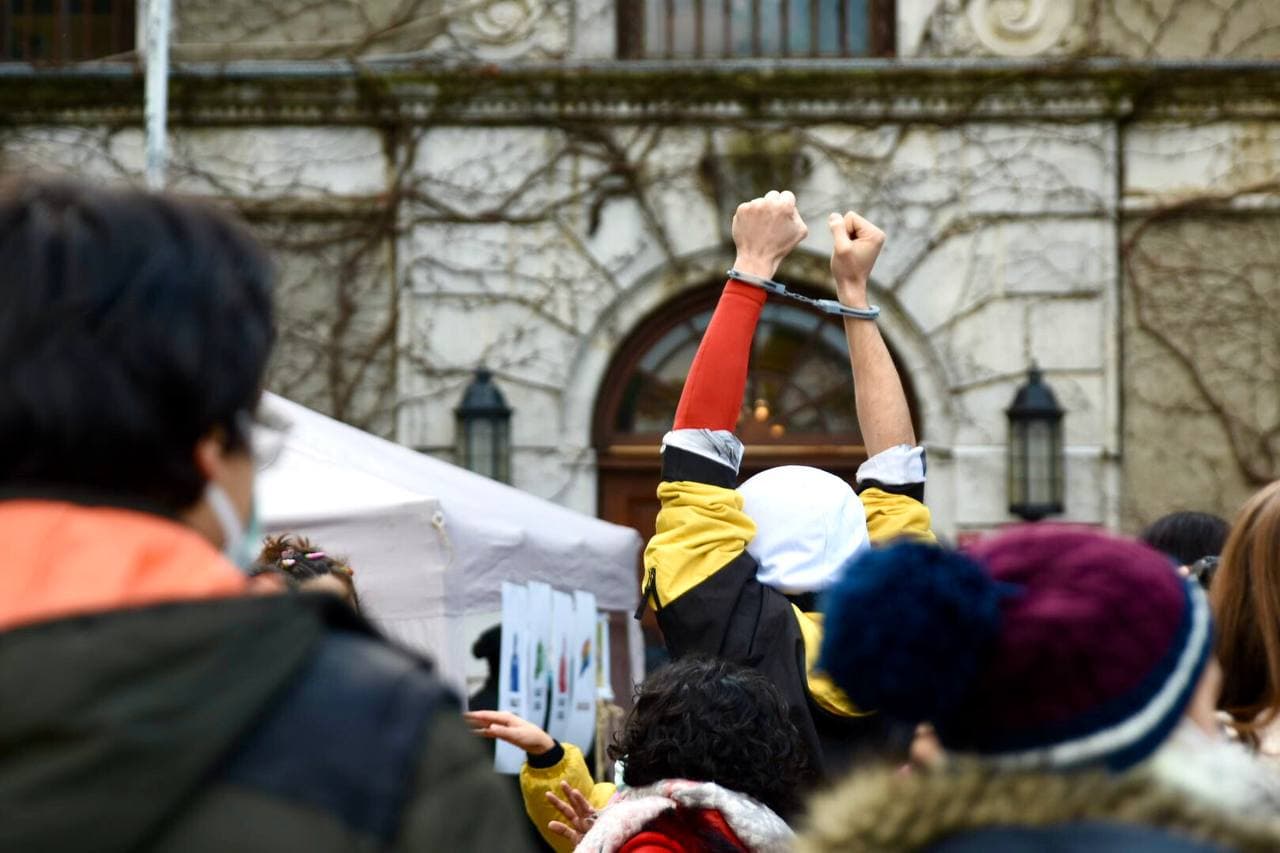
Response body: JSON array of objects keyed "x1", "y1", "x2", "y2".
[{"x1": 144, "y1": 0, "x2": 171, "y2": 190}]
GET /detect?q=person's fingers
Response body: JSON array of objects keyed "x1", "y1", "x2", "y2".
[
  {"x1": 567, "y1": 785, "x2": 594, "y2": 814},
  {"x1": 548, "y1": 821, "x2": 581, "y2": 844},
  {"x1": 568, "y1": 789, "x2": 595, "y2": 829},
  {"x1": 463, "y1": 710, "x2": 512, "y2": 725},
  {"x1": 551, "y1": 782, "x2": 595, "y2": 831},
  {"x1": 547, "y1": 791, "x2": 575, "y2": 820},
  {"x1": 463, "y1": 718, "x2": 500, "y2": 736},
  {"x1": 779, "y1": 190, "x2": 795, "y2": 204},
  {"x1": 477, "y1": 722, "x2": 525, "y2": 745},
  {"x1": 844, "y1": 210, "x2": 885, "y2": 243},
  {"x1": 828, "y1": 212, "x2": 852, "y2": 248},
  {"x1": 765, "y1": 189, "x2": 780, "y2": 201}
]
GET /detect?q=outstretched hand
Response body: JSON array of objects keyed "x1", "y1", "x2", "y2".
[
  {"x1": 732, "y1": 190, "x2": 808, "y2": 279},
  {"x1": 547, "y1": 781, "x2": 598, "y2": 847},
  {"x1": 463, "y1": 710, "x2": 556, "y2": 756},
  {"x1": 828, "y1": 210, "x2": 886, "y2": 308}
]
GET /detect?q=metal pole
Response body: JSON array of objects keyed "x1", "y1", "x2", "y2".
[{"x1": 144, "y1": 0, "x2": 171, "y2": 190}]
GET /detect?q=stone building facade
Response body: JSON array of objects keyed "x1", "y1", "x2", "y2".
[{"x1": 3, "y1": 0, "x2": 1280, "y2": 541}]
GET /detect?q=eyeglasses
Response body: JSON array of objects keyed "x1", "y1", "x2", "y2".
[{"x1": 236, "y1": 406, "x2": 293, "y2": 471}]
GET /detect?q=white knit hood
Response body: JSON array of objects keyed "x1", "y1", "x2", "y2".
[
  {"x1": 739, "y1": 465, "x2": 869, "y2": 596},
  {"x1": 577, "y1": 779, "x2": 793, "y2": 853}
]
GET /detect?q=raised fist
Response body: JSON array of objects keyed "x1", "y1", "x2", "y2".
[
  {"x1": 731, "y1": 190, "x2": 808, "y2": 279},
  {"x1": 828, "y1": 210, "x2": 885, "y2": 309}
]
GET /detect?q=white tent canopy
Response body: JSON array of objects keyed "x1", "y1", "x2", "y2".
[{"x1": 255, "y1": 393, "x2": 642, "y2": 691}]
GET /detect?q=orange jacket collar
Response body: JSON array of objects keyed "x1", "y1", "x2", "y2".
[{"x1": 0, "y1": 500, "x2": 248, "y2": 632}]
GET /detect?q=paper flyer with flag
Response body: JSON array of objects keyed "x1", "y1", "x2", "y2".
[
  {"x1": 526, "y1": 581, "x2": 553, "y2": 731},
  {"x1": 546, "y1": 589, "x2": 575, "y2": 743},
  {"x1": 494, "y1": 582, "x2": 530, "y2": 774},
  {"x1": 563, "y1": 590, "x2": 598, "y2": 751}
]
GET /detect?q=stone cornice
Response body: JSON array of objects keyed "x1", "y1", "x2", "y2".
[{"x1": 2, "y1": 59, "x2": 1279, "y2": 126}]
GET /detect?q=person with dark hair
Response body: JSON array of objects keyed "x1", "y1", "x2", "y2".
[
  {"x1": 800, "y1": 526, "x2": 1280, "y2": 852},
  {"x1": 636, "y1": 191, "x2": 933, "y2": 780},
  {"x1": 467, "y1": 656, "x2": 807, "y2": 852},
  {"x1": 0, "y1": 179, "x2": 528, "y2": 852},
  {"x1": 469, "y1": 624, "x2": 503, "y2": 712},
  {"x1": 255, "y1": 533, "x2": 360, "y2": 610},
  {"x1": 1141, "y1": 510, "x2": 1230, "y2": 589}
]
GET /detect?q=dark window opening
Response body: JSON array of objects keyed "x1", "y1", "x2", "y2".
[
  {"x1": 3, "y1": 0, "x2": 135, "y2": 63},
  {"x1": 618, "y1": 0, "x2": 894, "y2": 59}
]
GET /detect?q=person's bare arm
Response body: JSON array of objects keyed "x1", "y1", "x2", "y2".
[{"x1": 828, "y1": 211, "x2": 915, "y2": 457}]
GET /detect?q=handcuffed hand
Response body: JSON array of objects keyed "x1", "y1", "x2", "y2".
[
  {"x1": 547, "y1": 780, "x2": 598, "y2": 847},
  {"x1": 463, "y1": 710, "x2": 556, "y2": 756},
  {"x1": 732, "y1": 190, "x2": 808, "y2": 279},
  {"x1": 828, "y1": 210, "x2": 886, "y2": 309}
]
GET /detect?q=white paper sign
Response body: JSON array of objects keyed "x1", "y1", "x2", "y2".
[
  {"x1": 547, "y1": 590, "x2": 575, "y2": 743},
  {"x1": 527, "y1": 581, "x2": 553, "y2": 731},
  {"x1": 563, "y1": 590, "x2": 599, "y2": 752},
  {"x1": 495, "y1": 582, "x2": 530, "y2": 774}
]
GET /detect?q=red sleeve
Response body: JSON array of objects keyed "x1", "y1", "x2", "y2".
[
  {"x1": 618, "y1": 810, "x2": 748, "y2": 852},
  {"x1": 672, "y1": 280, "x2": 767, "y2": 431},
  {"x1": 619, "y1": 833, "x2": 685, "y2": 853}
]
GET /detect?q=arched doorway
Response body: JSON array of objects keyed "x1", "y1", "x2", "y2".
[{"x1": 593, "y1": 281, "x2": 920, "y2": 650}]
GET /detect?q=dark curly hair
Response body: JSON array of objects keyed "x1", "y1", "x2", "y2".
[{"x1": 608, "y1": 656, "x2": 810, "y2": 817}]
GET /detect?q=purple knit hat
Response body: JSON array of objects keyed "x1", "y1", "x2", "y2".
[{"x1": 819, "y1": 525, "x2": 1213, "y2": 771}]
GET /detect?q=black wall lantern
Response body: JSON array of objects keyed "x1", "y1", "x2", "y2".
[
  {"x1": 1006, "y1": 364, "x2": 1065, "y2": 521},
  {"x1": 455, "y1": 368, "x2": 512, "y2": 483}
]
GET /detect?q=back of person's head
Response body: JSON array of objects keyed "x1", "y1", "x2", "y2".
[
  {"x1": 1211, "y1": 481, "x2": 1280, "y2": 743},
  {"x1": 739, "y1": 465, "x2": 868, "y2": 596},
  {"x1": 0, "y1": 178, "x2": 274, "y2": 511},
  {"x1": 820, "y1": 525, "x2": 1212, "y2": 772},
  {"x1": 1141, "y1": 511, "x2": 1230, "y2": 568},
  {"x1": 472, "y1": 625, "x2": 501, "y2": 670},
  {"x1": 609, "y1": 656, "x2": 810, "y2": 817},
  {"x1": 255, "y1": 534, "x2": 358, "y2": 609}
]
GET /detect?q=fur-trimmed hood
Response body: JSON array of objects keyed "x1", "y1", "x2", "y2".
[
  {"x1": 578, "y1": 778, "x2": 794, "y2": 853},
  {"x1": 797, "y1": 762, "x2": 1280, "y2": 853}
]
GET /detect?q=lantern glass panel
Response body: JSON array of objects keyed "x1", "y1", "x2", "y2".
[
  {"x1": 466, "y1": 418, "x2": 497, "y2": 480},
  {"x1": 1007, "y1": 420, "x2": 1027, "y2": 506},
  {"x1": 1025, "y1": 419, "x2": 1056, "y2": 506},
  {"x1": 494, "y1": 420, "x2": 511, "y2": 483}
]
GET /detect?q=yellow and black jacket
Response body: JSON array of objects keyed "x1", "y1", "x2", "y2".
[{"x1": 640, "y1": 436, "x2": 935, "y2": 778}]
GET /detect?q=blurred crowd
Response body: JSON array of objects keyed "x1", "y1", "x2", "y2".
[{"x1": 3, "y1": 179, "x2": 1280, "y2": 852}]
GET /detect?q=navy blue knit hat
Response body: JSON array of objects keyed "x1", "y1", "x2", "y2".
[{"x1": 819, "y1": 525, "x2": 1212, "y2": 771}]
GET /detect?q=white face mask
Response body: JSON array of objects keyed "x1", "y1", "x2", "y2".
[{"x1": 205, "y1": 482, "x2": 261, "y2": 572}]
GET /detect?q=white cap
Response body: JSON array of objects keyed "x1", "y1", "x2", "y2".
[{"x1": 738, "y1": 465, "x2": 870, "y2": 595}]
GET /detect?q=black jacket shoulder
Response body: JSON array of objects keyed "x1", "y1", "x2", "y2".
[{"x1": 220, "y1": 625, "x2": 453, "y2": 844}]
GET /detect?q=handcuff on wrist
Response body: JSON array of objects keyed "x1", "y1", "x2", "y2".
[{"x1": 726, "y1": 268, "x2": 881, "y2": 320}]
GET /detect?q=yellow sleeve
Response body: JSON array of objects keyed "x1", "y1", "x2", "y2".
[
  {"x1": 519, "y1": 743, "x2": 616, "y2": 853},
  {"x1": 799, "y1": 489, "x2": 933, "y2": 716},
  {"x1": 643, "y1": 480, "x2": 755, "y2": 606},
  {"x1": 793, "y1": 606, "x2": 864, "y2": 717},
  {"x1": 861, "y1": 487, "x2": 936, "y2": 545}
]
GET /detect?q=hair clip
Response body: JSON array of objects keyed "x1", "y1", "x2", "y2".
[
  {"x1": 281, "y1": 558, "x2": 296, "y2": 568},
  {"x1": 281, "y1": 549, "x2": 297, "y2": 559},
  {"x1": 305, "y1": 551, "x2": 326, "y2": 560}
]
